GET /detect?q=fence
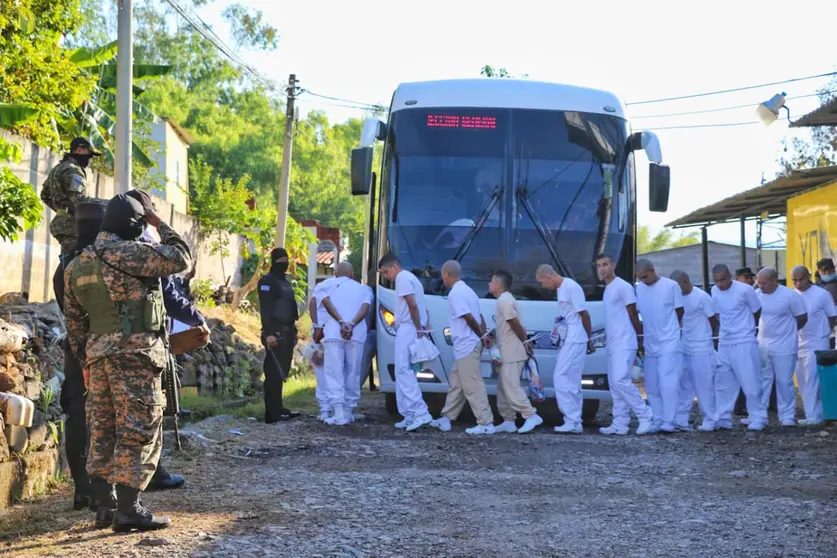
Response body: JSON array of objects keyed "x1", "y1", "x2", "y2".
[{"x1": 0, "y1": 131, "x2": 247, "y2": 302}]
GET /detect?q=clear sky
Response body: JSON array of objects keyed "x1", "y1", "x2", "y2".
[{"x1": 194, "y1": 0, "x2": 837, "y2": 249}]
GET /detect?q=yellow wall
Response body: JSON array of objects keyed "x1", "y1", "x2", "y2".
[{"x1": 786, "y1": 180, "x2": 837, "y2": 277}]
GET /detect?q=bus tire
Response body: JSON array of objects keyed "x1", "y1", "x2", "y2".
[
  {"x1": 385, "y1": 392, "x2": 398, "y2": 415},
  {"x1": 581, "y1": 400, "x2": 600, "y2": 425}
]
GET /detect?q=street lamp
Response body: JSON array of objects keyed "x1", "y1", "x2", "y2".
[{"x1": 756, "y1": 92, "x2": 789, "y2": 126}]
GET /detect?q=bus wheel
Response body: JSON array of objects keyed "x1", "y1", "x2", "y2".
[
  {"x1": 581, "y1": 400, "x2": 600, "y2": 425},
  {"x1": 385, "y1": 393, "x2": 398, "y2": 415}
]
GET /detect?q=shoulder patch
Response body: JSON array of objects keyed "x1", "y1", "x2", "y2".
[
  {"x1": 260, "y1": 285, "x2": 270, "y2": 292},
  {"x1": 70, "y1": 173, "x2": 85, "y2": 191}
]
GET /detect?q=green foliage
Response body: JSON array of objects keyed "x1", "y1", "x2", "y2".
[
  {"x1": 637, "y1": 225, "x2": 699, "y2": 255},
  {"x1": 480, "y1": 64, "x2": 529, "y2": 79},
  {"x1": 0, "y1": 137, "x2": 42, "y2": 242},
  {"x1": 777, "y1": 77, "x2": 837, "y2": 176},
  {"x1": 222, "y1": 4, "x2": 279, "y2": 51},
  {"x1": 191, "y1": 278, "x2": 215, "y2": 306}
]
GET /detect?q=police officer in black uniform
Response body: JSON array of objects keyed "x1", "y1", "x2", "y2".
[{"x1": 257, "y1": 248, "x2": 301, "y2": 423}]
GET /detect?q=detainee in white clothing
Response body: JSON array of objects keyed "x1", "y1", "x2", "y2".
[
  {"x1": 378, "y1": 254, "x2": 433, "y2": 431},
  {"x1": 432, "y1": 261, "x2": 495, "y2": 435},
  {"x1": 711, "y1": 264, "x2": 767, "y2": 431},
  {"x1": 595, "y1": 255, "x2": 654, "y2": 435},
  {"x1": 536, "y1": 264, "x2": 595, "y2": 434},
  {"x1": 310, "y1": 275, "x2": 350, "y2": 421},
  {"x1": 321, "y1": 262, "x2": 374, "y2": 426},
  {"x1": 756, "y1": 267, "x2": 808, "y2": 426},
  {"x1": 792, "y1": 265, "x2": 837, "y2": 425},
  {"x1": 635, "y1": 259, "x2": 684, "y2": 433},
  {"x1": 671, "y1": 270, "x2": 719, "y2": 431}
]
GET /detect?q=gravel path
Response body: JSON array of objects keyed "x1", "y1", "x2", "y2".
[{"x1": 3, "y1": 393, "x2": 837, "y2": 557}]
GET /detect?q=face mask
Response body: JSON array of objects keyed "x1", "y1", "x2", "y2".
[
  {"x1": 73, "y1": 153, "x2": 93, "y2": 168},
  {"x1": 822, "y1": 273, "x2": 837, "y2": 282}
]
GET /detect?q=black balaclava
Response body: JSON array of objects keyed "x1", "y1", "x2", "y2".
[
  {"x1": 102, "y1": 194, "x2": 146, "y2": 241},
  {"x1": 75, "y1": 200, "x2": 108, "y2": 251},
  {"x1": 269, "y1": 248, "x2": 289, "y2": 278}
]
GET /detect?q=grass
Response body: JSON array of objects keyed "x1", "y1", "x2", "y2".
[{"x1": 179, "y1": 373, "x2": 319, "y2": 422}]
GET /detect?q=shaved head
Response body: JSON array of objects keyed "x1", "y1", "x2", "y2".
[
  {"x1": 670, "y1": 269, "x2": 692, "y2": 295},
  {"x1": 335, "y1": 261, "x2": 354, "y2": 278},
  {"x1": 757, "y1": 267, "x2": 778, "y2": 282},
  {"x1": 635, "y1": 258, "x2": 658, "y2": 286},
  {"x1": 670, "y1": 269, "x2": 688, "y2": 282},
  {"x1": 441, "y1": 260, "x2": 462, "y2": 288},
  {"x1": 535, "y1": 263, "x2": 563, "y2": 289},
  {"x1": 636, "y1": 258, "x2": 655, "y2": 273},
  {"x1": 792, "y1": 265, "x2": 808, "y2": 277},
  {"x1": 535, "y1": 264, "x2": 557, "y2": 278},
  {"x1": 791, "y1": 265, "x2": 812, "y2": 291}
]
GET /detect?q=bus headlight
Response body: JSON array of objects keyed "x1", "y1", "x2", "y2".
[
  {"x1": 379, "y1": 305, "x2": 396, "y2": 336},
  {"x1": 590, "y1": 330, "x2": 606, "y2": 349}
]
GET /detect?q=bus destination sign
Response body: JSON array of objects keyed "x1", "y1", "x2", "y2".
[{"x1": 426, "y1": 114, "x2": 497, "y2": 129}]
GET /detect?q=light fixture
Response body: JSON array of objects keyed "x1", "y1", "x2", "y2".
[{"x1": 756, "y1": 92, "x2": 789, "y2": 126}]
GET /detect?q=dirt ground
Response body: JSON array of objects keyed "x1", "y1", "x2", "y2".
[{"x1": 2, "y1": 392, "x2": 837, "y2": 558}]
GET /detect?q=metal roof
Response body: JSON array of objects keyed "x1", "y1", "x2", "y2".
[
  {"x1": 790, "y1": 96, "x2": 837, "y2": 128},
  {"x1": 666, "y1": 166, "x2": 837, "y2": 228}
]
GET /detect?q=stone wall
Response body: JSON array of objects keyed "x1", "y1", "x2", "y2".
[{"x1": 0, "y1": 131, "x2": 248, "y2": 302}]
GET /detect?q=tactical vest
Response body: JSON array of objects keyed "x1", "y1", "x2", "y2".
[{"x1": 70, "y1": 256, "x2": 165, "y2": 337}]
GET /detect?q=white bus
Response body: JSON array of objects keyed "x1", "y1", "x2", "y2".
[{"x1": 350, "y1": 79, "x2": 670, "y2": 424}]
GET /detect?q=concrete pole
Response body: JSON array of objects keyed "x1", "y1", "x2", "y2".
[
  {"x1": 275, "y1": 74, "x2": 297, "y2": 247},
  {"x1": 115, "y1": 0, "x2": 133, "y2": 194}
]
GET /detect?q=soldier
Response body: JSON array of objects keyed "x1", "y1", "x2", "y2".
[
  {"x1": 64, "y1": 194, "x2": 191, "y2": 532},
  {"x1": 41, "y1": 138, "x2": 101, "y2": 260},
  {"x1": 257, "y1": 248, "x2": 302, "y2": 423},
  {"x1": 52, "y1": 200, "x2": 109, "y2": 515}
]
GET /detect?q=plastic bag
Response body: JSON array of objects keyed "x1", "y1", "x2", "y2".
[
  {"x1": 521, "y1": 357, "x2": 545, "y2": 402},
  {"x1": 549, "y1": 317, "x2": 567, "y2": 348},
  {"x1": 301, "y1": 341, "x2": 324, "y2": 367},
  {"x1": 489, "y1": 345, "x2": 502, "y2": 375},
  {"x1": 410, "y1": 337, "x2": 440, "y2": 365},
  {"x1": 631, "y1": 355, "x2": 644, "y2": 382}
]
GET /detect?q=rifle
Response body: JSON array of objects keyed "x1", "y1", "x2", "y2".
[{"x1": 164, "y1": 350, "x2": 182, "y2": 451}]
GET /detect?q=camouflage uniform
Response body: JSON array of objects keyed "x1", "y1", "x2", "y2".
[
  {"x1": 41, "y1": 157, "x2": 92, "y2": 255},
  {"x1": 64, "y1": 222, "x2": 191, "y2": 490}
]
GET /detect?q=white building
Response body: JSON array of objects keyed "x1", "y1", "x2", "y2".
[{"x1": 149, "y1": 118, "x2": 194, "y2": 215}]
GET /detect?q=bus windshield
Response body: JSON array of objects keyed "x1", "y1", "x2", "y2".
[{"x1": 380, "y1": 107, "x2": 633, "y2": 301}]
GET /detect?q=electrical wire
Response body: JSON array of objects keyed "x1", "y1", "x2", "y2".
[
  {"x1": 627, "y1": 71, "x2": 837, "y2": 105},
  {"x1": 632, "y1": 90, "x2": 836, "y2": 119},
  {"x1": 634, "y1": 121, "x2": 764, "y2": 131},
  {"x1": 299, "y1": 89, "x2": 384, "y2": 110}
]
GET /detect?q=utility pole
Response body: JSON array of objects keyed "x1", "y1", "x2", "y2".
[
  {"x1": 275, "y1": 74, "x2": 297, "y2": 247},
  {"x1": 115, "y1": 0, "x2": 133, "y2": 194}
]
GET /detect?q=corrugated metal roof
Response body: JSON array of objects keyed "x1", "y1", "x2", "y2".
[
  {"x1": 790, "y1": 96, "x2": 837, "y2": 128},
  {"x1": 666, "y1": 166, "x2": 837, "y2": 228}
]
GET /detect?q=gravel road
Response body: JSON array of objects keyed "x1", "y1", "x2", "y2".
[{"x1": 3, "y1": 393, "x2": 837, "y2": 557}]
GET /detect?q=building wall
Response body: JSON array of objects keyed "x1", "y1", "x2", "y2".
[
  {"x1": 640, "y1": 243, "x2": 763, "y2": 289},
  {"x1": 149, "y1": 120, "x2": 189, "y2": 215},
  {"x1": 0, "y1": 131, "x2": 243, "y2": 302},
  {"x1": 787, "y1": 181, "x2": 837, "y2": 278}
]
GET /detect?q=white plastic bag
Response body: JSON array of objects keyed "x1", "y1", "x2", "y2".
[
  {"x1": 631, "y1": 355, "x2": 644, "y2": 382},
  {"x1": 409, "y1": 337, "x2": 440, "y2": 365},
  {"x1": 550, "y1": 317, "x2": 567, "y2": 348}
]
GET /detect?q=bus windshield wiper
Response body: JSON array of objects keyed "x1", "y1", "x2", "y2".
[
  {"x1": 516, "y1": 185, "x2": 574, "y2": 279},
  {"x1": 452, "y1": 185, "x2": 502, "y2": 264}
]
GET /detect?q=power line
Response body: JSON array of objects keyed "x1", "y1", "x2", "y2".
[
  {"x1": 627, "y1": 71, "x2": 837, "y2": 105},
  {"x1": 299, "y1": 89, "x2": 384, "y2": 110},
  {"x1": 635, "y1": 120, "x2": 765, "y2": 131},
  {"x1": 632, "y1": 90, "x2": 836, "y2": 119}
]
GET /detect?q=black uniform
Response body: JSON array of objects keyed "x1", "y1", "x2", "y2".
[{"x1": 257, "y1": 248, "x2": 300, "y2": 423}]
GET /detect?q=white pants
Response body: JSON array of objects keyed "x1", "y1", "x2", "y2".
[
  {"x1": 394, "y1": 324, "x2": 430, "y2": 420},
  {"x1": 313, "y1": 359, "x2": 330, "y2": 413},
  {"x1": 359, "y1": 333, "x2": 377, "y2": 388},
  {"x1": 608, "y1": 349, "x2": 652, "y2": 429},
  {"x1": 716, "y1": 342, "x2": 767, "y2": 425},
  {"x1": 644, "y1": 351, "x2": 683, "y2": 428},
  {"x1": 677, "y1": 352, "x2": 718, "y2": 427},
  {"x1": 760, "y1": 350, "x2": 798, "y2": 423},
  {"x1": 796, "y1": 339, "x2": 828, "y2": 422},
  {"x1": 323, "y1": 340, "x2": 363, "y2": 411},
  {"x1": 553, "y1": 342, "x2": 586, "y2": 426}
]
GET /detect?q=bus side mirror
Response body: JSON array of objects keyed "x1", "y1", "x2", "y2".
[
  {"x1": 351, "y1": 147, "x2": 373, "y2": 196},
  {"x1": 649, "y1": 163, "x2": 670, "y2": 212}
]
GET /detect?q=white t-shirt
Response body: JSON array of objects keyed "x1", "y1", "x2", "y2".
[
  {"x1": 394, "y1": 270, "x2": 426, "y2": 330},
  {"x1": 636, "y1": 276, "x2": 683, "y2": 356},
  {"x1": 712, "y1": 280, "x2": 761, "y2": 346},
  {"x1": 447, "y1": 280, "x2": 481, "y2": 360},
  {"x1": 323, "y1": 279, "x2": 374, "y2": 343},
  {"x1": 757, "y1": 285, "x2": 807, "y2": 355},
  {"x1": 680, "y1": 288, "x2": 715, "y2": 355},
  {"x1": 313, "y1": 277, "x2": 348, "y2": 327},
  {"x1": 603, "y1": 277, "x2": 638, "y2": 352},
  {"x1": 556, "y1": 277, "x2": 588, "y2": 345},
  {"x1": 797, "y1": 285, "x2": 837, "y2": 348}
]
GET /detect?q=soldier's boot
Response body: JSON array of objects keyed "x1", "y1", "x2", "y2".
[
  {"x1": 89, "y1": 477, "x2": 117, "y2": 529},
  {"x1": 112, "y1": 485, "x2": 172, "y2": 533}
]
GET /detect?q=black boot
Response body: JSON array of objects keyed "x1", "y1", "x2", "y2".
[
  {"x1": 146, "y1": 464, "x2": 185, "y2": 491},
  {"x1": 89, "y1": 477, "x2": 117, "y2": 529},
  {"x1": 112, "y1": 485, "x2": 172, "y2": 533},
  {"x1": 73, "y1": 491, "x2": 91, "y2": 511}
]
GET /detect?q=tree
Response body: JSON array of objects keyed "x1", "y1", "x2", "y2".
[
  {"x1": 480, "y1": 64, "x2": 529, "y2": 79},
  {"x1": 777, "y1": 77, "x2": 837, "y2": 176},
  {"x1": 637, "y1": 225, "x2": 699, "y2": 255}
]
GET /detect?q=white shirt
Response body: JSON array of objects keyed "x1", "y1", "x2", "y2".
[
  {"x1": 636, "y1": 276, "x2": 683, "y2": 356},
  {"x1": 323, "y1": 279, "x2": 373, "y2": 343},
  {"x1": 757, "y1": 285, "x2": 807, "y2": 355},
  {"x1": 313, "y1": 277, "x2": 348, "y2": 327},
  {"x1": 797, "y1": 285, "x2": 837, "y2": 348},
  {"x1": 394, "y1": 270, "x2": 426, "y2": 330},
  {"x1": 680, "y1": 288, "x2": 715, "y2": 355},
  {"x1": 447, "y1": 280, "x2": 481, "y2": 360},
  {"x1": 556, "y1": 277, "x2": 588, "y2": 345},
  {"x1": 712, "y1": 280, "x2": 761, "y2": 346},
  {"x1": 603, "y1": 277, "x2": 638, "y2": 352}
]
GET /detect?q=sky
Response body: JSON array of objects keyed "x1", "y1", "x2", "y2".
[{"x1": 191, "y1": 0, "x2": 837, "y2": 249}]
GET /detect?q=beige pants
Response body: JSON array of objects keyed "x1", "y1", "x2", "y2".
[
  {"x1": 441, "y1": 343, "x2": 493, "y2": 425},
  {"x1": 497, "y1": 360, "x2": 536, "y2": 420}
]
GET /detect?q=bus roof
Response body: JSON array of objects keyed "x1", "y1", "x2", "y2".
[{"x1": 391, "y1": 79, "x2": 627, "y2": 119}]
